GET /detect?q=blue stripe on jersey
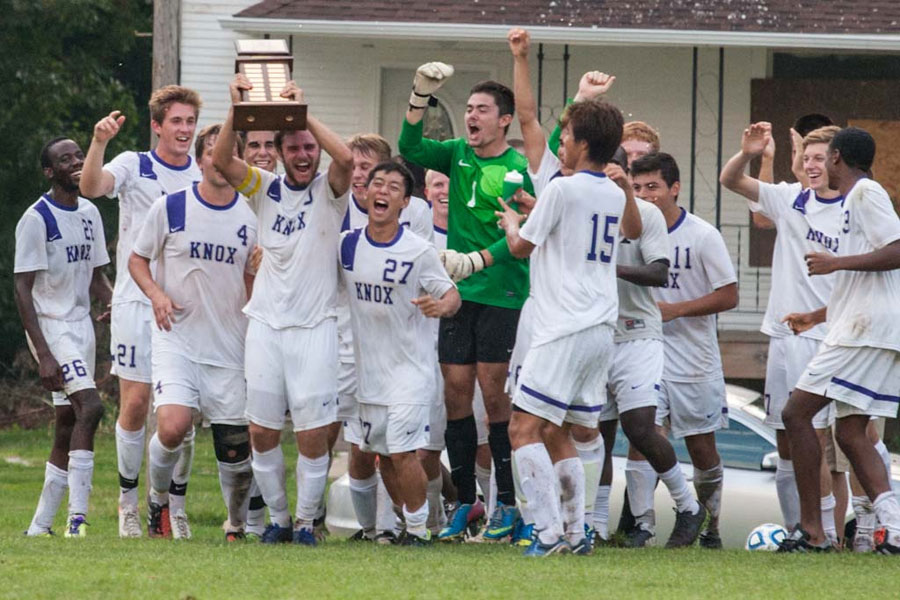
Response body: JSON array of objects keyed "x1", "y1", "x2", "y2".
[
  {"x1": 831, "y1": 377, "x2": 900, "y2": 403},
  {"x1": 151, "y1": 149, "x2": 193, "y2": 171},
  {"x1": 138, "y1": 152, "x2": 158, "y2": 180},
  {"x1": 340, "y1": 228, "x2": 363, "y2": 271},
  {"x1": 341, "y1": 207, "x2": 351, "y2": 233},
  {"x1": 266, "y1": 178, "x2": 282, "y2": 203},
  {"x1": 365, "y1": 226, "x2": 403, "y2": 248},
  {"x1": 668, "y1": 207, "x2": 687, "y2": 233},
  {"x1": 33, "y1": 199, "x2": 62, "y2": 242},
  {"x1": 549, "y1": 169, "x2": 563, "y2": 182},
  {"x1": 166, "y1": 190, "x2": 187, "y2": 233},
  {"x1": 434, "y1": 225, "x2": 447, "y2": 235},
  {"x1": 791, "y1": 189, "x2": 811, "y2": 214}
]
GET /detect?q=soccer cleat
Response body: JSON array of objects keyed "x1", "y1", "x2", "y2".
[
  {"x1": 64, "y1": 514, "x2": 87, "y2": 538},
  {"x1": 349, "y1": 528, "x2": 375, "y2": 542},
  {"x1": 876, "y1": 541, "x2": 900, "y2": 555},
  {"x1": 374, "y1": 531, "x2": 399, "y2": 545},
  {"x1": 665, "y1": 504, "x2": 707, "y2": 549},
  {"x1": 482, "y1": 502, "x2": 520, "y2": 542},
  {"x1": 24, "y1": 528, "x2": 55, "y2": 537},
  {"x1": 313, "y1": 513, "x2": 329, "y2": 543},
  {"x1": 292, "y1": 526, "x2": 317, "y2": 546},
  {"x1": 119, "y1": 505, "x2": 142, "y2": 538},
  {"x1": 522, "y1": 534, "x2": 571, "y2": 557},
  {"x1": 260, "y1": 523, "x2": 293, "y2": 544},
  {"x1": 147, "y1": 502, "x2": 171, "y2": 538},
  {"x1": 225, "y1": 530, "x2": 246, "y2": 542},
  {"x1": 616, "y1": 489, "x2": 636, "y2": 534},
  {"x1": 170, "y1": 509, "x2": 192, "y2": 540},
  {"x1": 776, "y1": 527, "x2": 832, "y2": 553},
  {"x1": 624, "y1": 525, "x2": 655, "y2": 548},
  {"x1": 698, "y1": 530, "x2": 723, "y2": 549},
  {"x1": 438, "y1": 501, "x2": 482, "y2": 541},
  {"x1": 510, "y1": 518, "x2": 534, "y2": 547},
  {"x1": 245, "y1": 532, "x2": 262, "y2": 543},
  {"x1": 400, "y1": 530, "x2": 433, "y2": 547},
  {"x1": 570, "y1": 530, "x2": 594, "y2": 556}
]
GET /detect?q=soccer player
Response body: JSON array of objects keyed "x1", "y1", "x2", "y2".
[
  {"x1": 500, "y1": 98, "x2": 640, "y2": 555},
  {"x1": 340, "y1": 161, "x2": 461, "y2": 545},
  {"x1": 780, "y1": 127, "x2": 900, "y2": 554},
  {"x1": 399, "y1": 63, "x2": 532, "y2": 540},
  {"x1": 128, "y1": 125, "x2": 257, "y2": 541},
  {"x1": 212, "y1": 74, "x2": 353, "y2": 545},
  {"x1": 620, "y1": 121, "x2": 660, "y2": 166},
  {"x1": 633, "y1": 152, "x2": 738, "y2": 549},
  {"x1": 16, "y1": 137, "x2": 113, "y2": 537},
  {"x1": 80, "y1": 86, "x2": 202, "y2": 538},
  {"x1": 241, "y1": 130, "x2": 278, "y2": 173},
  {"x1": 720, "y1": 123, "x2": 844, "y2": 540}
]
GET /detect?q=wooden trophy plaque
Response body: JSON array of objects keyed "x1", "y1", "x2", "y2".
[{"x1": 233, "y1": 39, "x2": 306, "y2": 131}]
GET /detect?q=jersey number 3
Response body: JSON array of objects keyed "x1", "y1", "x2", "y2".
[{"x1": 587, "y1": 214, "x2": 618, "y2": 263}]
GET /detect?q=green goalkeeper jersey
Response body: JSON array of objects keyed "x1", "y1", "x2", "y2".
[{"x1": 399, "y1": 119, "x2": 532, "y2": 309}]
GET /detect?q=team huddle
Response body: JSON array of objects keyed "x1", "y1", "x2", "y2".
[{"x1": 14, "y1": 27, "x2": 900, "y2": 555}]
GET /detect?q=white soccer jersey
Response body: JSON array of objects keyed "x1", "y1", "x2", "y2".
[
  {"x1": 752, "y1": 182, "x2": 843, "y2": 340},
  {"x1": 132, "y1": 184, "x2": 257, "y2": 369},
  {"x1": 15, "y1": 195, "x2": 110, "y2": 321},
  {"x1": 615, "y1": 199, "x2": 669, "y2": 343},
  {"x1": 342, "y1": 193, "x2": 434, "y2": 243},
  {"x1": 104, "y1": 150, "x2": 200, "y2": 306},
  {"x1": 527, "y1": 144, "x2": 563, "y2": 198},
  {"x1": 651, "y1": 209, "x2": 737, "y2": 382},
  {"x1": 339, "y1": 226, "x2": 455, "y2": 406},
  {"x1": 824, "y1": 178, "x2": 900, "y2": 352},
  {"x1": 520, "y1": 171, "x2": 624, "y2": 347},
  {"x1": 433, "y1": 225, "x2": 447, "y2": 251},
  {"x1": 236, "y1": 168, "x2": 348, "y2": 329}
]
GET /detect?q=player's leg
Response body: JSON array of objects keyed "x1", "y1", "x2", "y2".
[
  {"x1": 593, "y1": 417, "x2": 618, "y2": 542},
  {"x1": 570, "y1": 424, "x2": 603, "y2": 542},
  {"x1": 473, "y1": 386, "x2": 493, "y2": 513},
  {"x1": 764, "y1": 336, "x2": 801, "y2": 531},
  {"x1": 147, "y1": 403, "x2": 192, "y2": 539},
  {"x1": 63, "y1": 386, "x2": 104, "y2": 536},
  {"x1": 211, "y1": 423, "x2": 253, "y2": 540},
  {"x1": 26, "y1": 405, "x2": 74, "y2": 536},
  {"x1": 815, "y1": 428, "x2": 838, "y2": 544},
  {"x1": 682, "y1": 431, "x2": 722, "y2": 548},
  {"x1": 774, "y1": 430, "x2": 800, "y2": 531},
  {"x1": 249, "y1": 423, "x2": 291, "y2": 541},
  {"x1": 546, "y1": 422, "x2": 586, "y2": 549},
  {"x1": 291, "y1": 425, "x2": 330, "y2": 545},
  {"x1": 347, "y1": 435, "x2": 379, "y2": 540}
]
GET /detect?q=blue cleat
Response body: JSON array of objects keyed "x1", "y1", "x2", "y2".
[
  {"x1": 510, "y1": 518, "x2": 534, "y2": 547},
  {"x1": 482, "y1": 501, "x2": 520, "y2": 542},
  {"x1": 522, "y1": 533, "x2": 570, "y2": 557},
  {"x1": 292, "y1": 526, "x2": 317, "y2": 546},
  {"x1": 570, "y1": 530, "x2": 594, "y2": 555},
  {"x1": 438, "y1": 502, "x2": 481, "y2": 541},
  {"x1": 260, "y1": 523, "x2": 293, "y2": 544}
]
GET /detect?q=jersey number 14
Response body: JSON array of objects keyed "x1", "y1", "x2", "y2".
[{"x1": 587, "y1": 214, "x2": 618, "y2": 263}]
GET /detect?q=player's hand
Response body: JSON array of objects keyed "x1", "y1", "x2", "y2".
[
  {"x1": 93, "y1": 111, "x2": 126, "y2": 144},
  {"x1": 512, "y1": 188, "x2": 536, "y2": 216},
  {"x1": 248, "y1": 245, "x2": 263, "y2": 275},
  {"x1": 37, "y1": 353, "x2": 64, "y2": 392},
  {"x1": 575, "y1": 71, "x2": 615, "y2": 102},
  {"x1": 507, "y1": 28, "x2": 530, "y2": 58},
  {"x1": 412, "y1": 294, "x2": 443, "y2": 318},
  {"x1": 740, "y1": 122, "x2": 771, "y2": 157},
  {"x1": 495, "y1": 197, "x2": 525, "y2": 233},
  {"x1": 605, "y1": 163, "x2": 630, "y2": 192},
  {"x1": 96, "y1": 303, "x2": 111, "y2": 323},
  {"x1": 280, "y1": 80, "x2": 305, "y2": 104},
  {"x1": 657, "y1": 301, "x2": 681, "y2": 322},
  {"x1": 150, "y1": 292, "x2": 183, "y2": 332},
  {"x1": 230, "y1": 73, "x2": 253, "y2": 105},
  {"x1": 805, "y1": 252, "x2": 839, "y2": 275},
  {"x1": 782, "y1": 311, "x2": 818, "y2": 335},
  {"x1": 763, "y1": 132, "x2": 776, "y2": 160},
  {"x1": 789, "y1": 127, "x2": 803, "y2": 160},
  {"x1": 410, "y1": 62, "x2": 454, "y2": 108},
  {"x1": 439, "y1": 249, "x2": 486, "y2": 283}
]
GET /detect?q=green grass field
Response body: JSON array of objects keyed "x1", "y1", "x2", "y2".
[{"x1": 0, "y1": 426, "x2": 892, "y2": 599}]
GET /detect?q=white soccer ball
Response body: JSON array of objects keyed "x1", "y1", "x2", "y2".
[{"x1": 745, "y1": 523, "x2": 787, "y2": 551}]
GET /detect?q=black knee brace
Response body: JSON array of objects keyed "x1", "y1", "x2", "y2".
[{"x1": 211, "y1": 424, "x2": 251, "y2": 463}]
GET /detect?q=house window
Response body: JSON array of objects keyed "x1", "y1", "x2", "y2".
[{"x1": 423, "y1": 97, "x2": 454, "y2": 141}]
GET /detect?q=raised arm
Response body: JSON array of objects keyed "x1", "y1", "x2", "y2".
[
  {"x1": 719, "y1": 122, "x2": 771, "y2": 202},
  {"x1": 404, "y1": 62, "x2": 454, "y2": 127},
  {"x1": 213, "y1": 75, "x2": 253, "y2": 190},
  {"x1": 507, "y1": 28, "x2": 545, "y2": 171},
  {"x1": 80, "y1": 111, "x2": 125, "y2": 198},
  {"x1": 790, "y1": 127, "x2": 810, "y2": 188},
  {"x1": 607, "y1": 164, "x2": 642, "y2": 240},
  {"x1": 306, "y1": 113, "x2": 353, "y2": 197},
  {"x1": 14, "y1": 272, "x2": 63, "y2": 391}
]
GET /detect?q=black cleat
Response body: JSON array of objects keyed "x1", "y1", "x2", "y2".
[
  {"x1": 349, "y1": 528, "x2": 375, "y2": 542},
  {"x1": 616, "y1": 489, "x2": 636, "y2": 535},
  {"x1": 665, "y1": 504, "x2": 707, "y2": 548},
  {"x1": 624, "y1": 525, "x2": 655, "y2": 548},
  {"x1": 399, "y1": 530, "x2": 433, "y2": 546},
  {"x1": 698, "y1": 530, "x2": 723, "y2": 549},
  {"x1": 147, "y1": 502, "x2": 171, "y2": 538},
  {"x1": 777, "y1": 527, "x2": 832, "y2": 553},
  {"x1": 374, "y1": 530, "x2": 398, "y2": 545},
  {"x1": 876, "y1": 541, "x2": 900, "y2": 555}
]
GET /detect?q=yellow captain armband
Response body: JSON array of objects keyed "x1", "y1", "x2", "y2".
[{"x1": 237, "y1": 166, "x2": 262, "y2": 197}]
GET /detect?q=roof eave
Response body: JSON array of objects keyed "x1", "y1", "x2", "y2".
[{"x1": 219, "y1": 17, "x2": 900, "y2": 51}]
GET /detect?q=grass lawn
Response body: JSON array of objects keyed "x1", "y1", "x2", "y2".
[{"x1": 0, "y1": 425, "x2": 893, "y2": 599}]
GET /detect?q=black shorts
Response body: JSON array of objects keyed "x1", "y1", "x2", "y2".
[{"x1": 438, "y1": 300, "x2": 520, "y2": 365}]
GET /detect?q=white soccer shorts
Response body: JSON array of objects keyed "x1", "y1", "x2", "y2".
[
  {"x1": 244, "y1": 317, "x2": 338, "y2": 432},
  {"x1": 795, "y1": 343, "x2": 900, "y2": 419},
  {"x1": 600, "y1": 338, "x2": 663, "y2": 422},
  {"x1": 764, "y1": 335, "x2": 832, "y2": 430},
  {"x1": 336, "y1": 358, "x2": 358, "y2": 421},
  {"x1": 512, "y1": 324, "x2": 613, "y2": 428},
  {"x1": 109, "y1": 300, "x2": 152, "y2": 384},
  {"x1": 28, "y1": 315, "x2": 96, "y2": 406},
  {"x1": 152, "y1": 350, "x2": 247, "y2": 425},
  {"x1": 357, "y1": 402, "x2": 430, "y2": 456},
  {"x1": 655, "y1": 378, "x2": 729, "y2": 438}
]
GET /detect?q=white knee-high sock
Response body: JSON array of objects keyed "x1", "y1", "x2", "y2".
[
  {"x1": 853, "y1": 495, "x2": 876, "y2": 533},
  {"x1": 512, "y1": 452, "x2": 533, "y2": 525},
  {"x1": 251, "y1": 445, "x2": 290, "y2": 527},
  {"x1": 626, "y1": 459, "x2": 657, "y2": 531},
  {"x1": 514, "y1": 443, "x2": 563, "y2": 545},
  {"x1": 295, "y1": 453, "x2": 329, "y2": 528},
  {"x1": 349, "y1": 473, "x2": 379, "y2": 534},
  {"x1": 594, "y1": 484, "x2": 611, "y2": 539},
  {"x1": 426, "y1": 476, "x2": 445, "y2": 533},
  {"x1": 475, "y1": 463, "x2": 492, "y2": 507},
  {"x1": 775, "y1": 458, "x2": 801, "y2": 529},
  {"x1": 874, "y1": 440, "x2": 892, "y2": 480},
  {"x1": 148, "y1": 433, "x2": 180, "y2": 506},
  {"x1": 218, "y1": 458, "x2": 253, "y2": 530},
  {"x1": 554, "y1": 457, "x2": 585, "y2": 545},
  {"x1": 67, "y1": 450, "x2": 94, "y2": 517},
  {"x1": 115, "y1": 423, "x2": 144, "y2": 508},
  {"x1": 404, "y1": 501, "x2": 429, "y2": 537},
  {"x1": 659, "y1": 464, "x2": 700, "y2": 514},
  {"x1": 27, "y1": 462, "x2": 68, "y2": 535},
  {"x1": 246, "y1": 477, "x2": 267, "y2": 534},
  {"x1": 169, "y1": 426, "x2": 194, "y2": 514},
  {"x1": 375, "y1": 471, "x2": 399, "y2": 534},
  {"x1": 574, "y1": 436, "x2": 604, "y2": 525},
  {"x1": 873, "y1": 491, "x2": 900, "y2": 547},
  {"x1": 694, "y1": 462, "x2": 724, "y2": 533},
  {"x1": 821, "y1": 493, "x2": 837, "y2": 541}
]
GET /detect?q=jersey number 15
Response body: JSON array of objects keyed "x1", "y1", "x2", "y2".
[{"x1": 587, "y1": 214, "x2": 618, "y2": 263}]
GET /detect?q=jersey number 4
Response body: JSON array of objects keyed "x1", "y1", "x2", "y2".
[{"x1": 587, "y1": 214, "x2": 618, "y2": 263}]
